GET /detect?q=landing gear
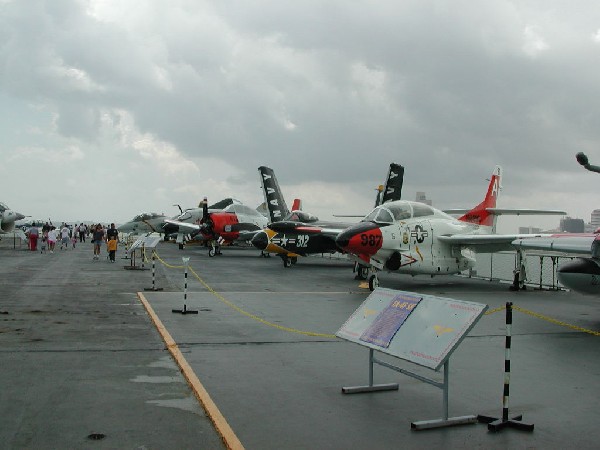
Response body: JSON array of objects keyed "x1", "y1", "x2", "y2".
[
  {"x1": 510, "y1": 250, "x2": 527, "y2": 291},
  {"x1": 208, "y1": 241, "x2": 222, "y2": 257},
  {"x1": 355, "y1": 264, "x2": 369, "y2": 280},
  {"x1": 281, "y1": 255, "x2": 297, "y2": 267},
  {"x1": 368, "y1": 274, "x2": 380, "y2": 291},
  {"x1": 260, "y1": 251, "x2": 271, "y2": 258}
]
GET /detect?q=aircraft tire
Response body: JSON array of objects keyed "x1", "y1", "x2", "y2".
[
  {"x1": 208, "y1": 248, "x2": 215, "y2": 257},
  {"x1": 178, "y1": 243, "x2": 184, "y2": 250},
  {"x1": 290, "y1": 257, "x2": 297, "y2": 265},
  {"x1": 283, "y1": 258, "x2": 292, "y2": 268},
  {"x1": 358, "y1": 265, "x2": 368, "y2": 280},
  {"x1": 368, "y1": 274, "x2": 379, "y2": 291}
]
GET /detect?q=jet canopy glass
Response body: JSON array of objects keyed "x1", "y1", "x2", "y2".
[
  {"x1": 362, "y1": 201, "x2": 437, "y2": 224},
  {"x1": 132, "y1": 212, "x2": 163, "y2": 221},
  {"x1": 286, "y1": 210, "x2": 318, "y2": 223},
  {"x1": 224, "y1": 204, "x2": 265, "y2": 218}
]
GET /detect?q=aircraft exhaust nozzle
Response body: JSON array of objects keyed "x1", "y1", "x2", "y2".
[{"x1": 251, "y1": 231, "x2": 269, "y2": 250}]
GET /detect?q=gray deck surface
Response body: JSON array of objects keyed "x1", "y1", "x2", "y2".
[{"x1": 1, "y1": 237, "x2": 599, "y2": 449}]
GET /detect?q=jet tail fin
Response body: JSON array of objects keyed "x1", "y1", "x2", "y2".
[
  {"x1": 258, "y1": 166, "x2": 290, "y2": 222},
  {"x1": 458, "y1": 166, "x2": 502, "y2": 229},
  {"x1": 380, "y1": 163, "x2": 404, "y2": 205}
]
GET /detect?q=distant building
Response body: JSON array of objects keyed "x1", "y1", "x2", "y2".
[
  {"x1": 415, "y1": 192, "x2": 432, "y2": 206},
  {"x1": 591, "y1": 209, "x2": 600, "y2": 229},
  {"x1": 560, "y1": 217, "x2": 585, "y2": 233},
  {"x1": 519, "y1": 226, "x2": 542, "y2": 234}
]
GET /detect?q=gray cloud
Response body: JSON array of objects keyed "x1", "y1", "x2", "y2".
[{"x1": 1, "y1": 0, "x2": 598, "y2": 227}]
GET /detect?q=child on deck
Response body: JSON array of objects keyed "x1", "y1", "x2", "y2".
[{"x1": 107, "y1": 235, "x2": 118, "y2": 262}]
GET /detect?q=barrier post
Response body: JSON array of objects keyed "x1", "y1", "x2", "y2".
[
  {"x1": 144, "y1": 251, "x2": 163, "y2": 292},
  {"x1": 477, "y1": 302, "x2": 534, "y2": 432},
  {"x1": 172, "y1": 256, "x2": 198, "y2": 314}
]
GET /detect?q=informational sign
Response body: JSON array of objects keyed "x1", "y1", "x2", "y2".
[
  {"x1": 359, "y1": 292, "x2": 421, "y2": 348},
  {"x1": 337, "y1": 288, "x2": 487, "y2": 371},
  {"x1": 128, "y1": 234, "x2": 161, "y2": 254}
]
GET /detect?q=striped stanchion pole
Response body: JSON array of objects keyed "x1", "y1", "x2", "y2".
[
  {"x1": 144, "y1": 251, "x2": 163, "y2": 292},
  {"x1": 172, "y1": 256, "x2": 198, "y2": 314},
  {"x1": 477, "y1": 302, "x2": 534, "y2": 432}
]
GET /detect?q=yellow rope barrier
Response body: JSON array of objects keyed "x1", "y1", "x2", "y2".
[
  {"x1": 153, "y1": 252, "x2": 336, "y2": 339},
  {"x1": 152, "y1": 252, "x2": 599, "y2": 338},
  {"x1": 512, "y1": 305, "x2": 600, "y2": 337}
]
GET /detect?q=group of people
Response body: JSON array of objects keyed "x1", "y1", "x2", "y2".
[
  {"x1": 91, "y1": 223, "x2": 119, "y2": 262},
  {"x1": 25, "y1": 222, "x2": 119, "y2": 262}
]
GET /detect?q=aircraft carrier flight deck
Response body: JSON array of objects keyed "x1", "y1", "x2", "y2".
[{"x1": 1, "y1": 238, "x2": 599, "y2": 449}]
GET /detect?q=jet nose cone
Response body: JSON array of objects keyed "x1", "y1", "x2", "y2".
[
  {"x1": 251, "y1": 230, "x2": 269, "y2": 250},
  {"x1": 15, "y1": 213, "x2": 26, "y2": 221},
  {"x1": 336, "y1": 222, "x2": 383, "y2": 255},
  {"x1": 335, "y1": 230, "x2": 353, "y2": 249}
]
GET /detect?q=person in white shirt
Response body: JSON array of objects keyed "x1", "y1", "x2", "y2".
[
  {"x1": 60, "y1": 224, "x2": 70, "y2": 250},
  {"x1": 47, "y1": 227, "x2": 58, "y2": 253}
]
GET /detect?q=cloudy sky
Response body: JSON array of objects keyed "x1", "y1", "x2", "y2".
[{"x1": 1, "y1": 0, "x2": 599, "y2": 233}]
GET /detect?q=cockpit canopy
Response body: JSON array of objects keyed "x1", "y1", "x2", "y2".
[
  {"x1": 361, "y1": 201, "x2": 437, "y2": 224},
  {"x1": 286, "y1": 210, "x2": 318, "y2": 223},
  {"x1": 132, "y1": 212, "x2": 163, "y2": 221},
  {"x1": 224, "y1": 204, "x2": 264, "y2": 218},
  {"x1": 0, "y1": 202, "x2": 7, "y2": 213}
]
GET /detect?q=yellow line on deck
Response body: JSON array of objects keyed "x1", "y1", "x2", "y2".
[{"x1": 137, "y1": 292, "x2": 244, "y2": 450}]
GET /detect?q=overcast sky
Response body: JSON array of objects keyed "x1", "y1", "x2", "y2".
[{"x1": 1, "y1": 0, "x2": 599, "y2": 233}]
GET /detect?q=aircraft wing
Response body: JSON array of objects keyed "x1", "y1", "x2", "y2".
[
  {"x1": 437, "y1": 233, "x2": 553, "y2": 253},
  {"x1": 163, "y1": 219, "x2": 200, "y2": 234},
  {"x1": 443, "y1": 208, "x2": 566, "y2": 216},
  {"x1": 512, "y1": 233, "x2": 600, "y2": 256}
]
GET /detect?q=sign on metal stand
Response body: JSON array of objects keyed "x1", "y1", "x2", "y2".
[
  {"x1": 124, "y1": 234, "x2": 160, "y2": 270},
  {"x1": 336, "y1": 288, "x2": 487, "y2": 430}
]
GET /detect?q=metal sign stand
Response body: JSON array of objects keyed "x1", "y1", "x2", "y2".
[
  {"x1": 337, "y1": 288, "x2": 487, "y2": 431},
  {"x1": 124, "y1": 234, "x2": 161, "y2": 270},
  {"x1": 342, "y1": 350, "x2": 476, "y2": 430}
]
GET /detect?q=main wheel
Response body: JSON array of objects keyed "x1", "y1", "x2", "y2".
[
  {"x1": 283, "y1": 257, "x2": 292, "y2": 268},
  {"x1": 368, "y1": 274, "x2": 379, "y2": 291},
  {"x1": 208, "y1": 248, "x2": 215, "y2": 257}
]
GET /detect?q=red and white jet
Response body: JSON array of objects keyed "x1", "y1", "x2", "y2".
[{"x1": 335, "y1": 166, "x2": 566, "y2": 290}]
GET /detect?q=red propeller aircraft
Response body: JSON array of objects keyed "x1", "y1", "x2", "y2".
[{"x1": 163, "y1": 198, "x2": 268, "y2": 255}]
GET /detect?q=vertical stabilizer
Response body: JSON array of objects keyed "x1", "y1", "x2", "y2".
[
  {"x1": 381, "y1": 163, "x2": 405, "y2": 205},
  {"x1": 458, "y1": 166, "x2": 502, "y2": 229},
  {"x1": 258, "y1": 166, "x2": 290, "y2": 223}
]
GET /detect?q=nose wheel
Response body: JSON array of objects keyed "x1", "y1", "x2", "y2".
[
  {"x1": 368, "y1": 274, "x2": 379, "y2": 291},
  {"x1": 281, "y1": 255, "x2": 298, "y2": 267}
]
